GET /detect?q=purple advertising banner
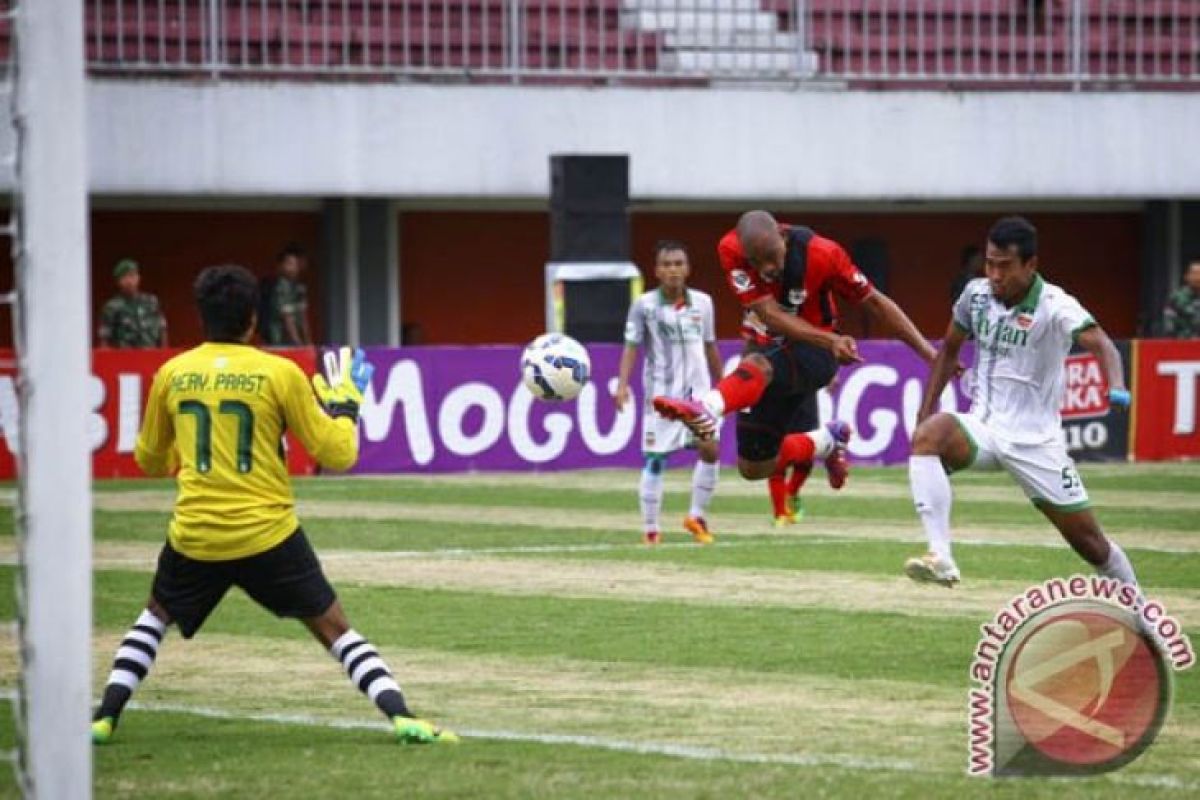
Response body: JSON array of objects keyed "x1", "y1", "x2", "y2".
[{"x1": 352, "y1": 341, "x2": 971, "y2": 473}]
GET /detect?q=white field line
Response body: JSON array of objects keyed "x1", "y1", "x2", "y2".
[
  {"x1": 34, "y1": 488, "x2": 1200, "y2": 553},
  {"x1": 1, "y1": 692, "x2": 1190, "y2": 790},
  {"x1": 127, "y1": 701, "x2": 925, "y2": 773}
]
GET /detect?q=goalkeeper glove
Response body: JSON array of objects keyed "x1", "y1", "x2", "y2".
[{"x1": 312, "y1": 346, "x2": 375, "y2": 422}]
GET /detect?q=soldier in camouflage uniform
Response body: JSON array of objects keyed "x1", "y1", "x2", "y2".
[
  {"x1": 99, "y1": 259, "x2": 168, "y2": 348},
  {"x1": 266, "y1": 244, "x2": 311, "y2": 346},
  {"x1": 1163, "y1": 261, "x2": 1200, "y2": 338}
]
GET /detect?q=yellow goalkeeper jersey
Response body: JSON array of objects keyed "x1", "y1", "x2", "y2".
[{"x1": 135, "y1": 342, "x2": 358, "y2": 561}]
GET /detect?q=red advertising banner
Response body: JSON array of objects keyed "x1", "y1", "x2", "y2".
[
  {"x1": 1133, "y1": 339, "x2": 1200, "y2": 461},
  {"x1": 0, "y1": 348, "x2": 316, "y2": 479}
]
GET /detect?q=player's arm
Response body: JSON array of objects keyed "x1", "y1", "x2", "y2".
[
  {"x1": 614, "y1": 300, "x2": 646, "y2": 412},
  {"x1": 858, "y1": 290, "x2": 938, "y2": 365},
  {"x1": 747, "y1": 296, "x2": 862, "y2": 364},
  {"x1": 704, "y1": 341, "x2": 723, "y2": 385},
  {"x1": 283, "y1": 348, "x2": 371, "y2": 471},
  {"x1": 134, "y1": 367, "x2": 178, "y2": 476},
  {"x1": 701, "y1": 299, "x2": 723, "y2": 383},
  {"x1": 917, "y1": 320, "x2": 968, "y2": 425},
  {"x1": 613, "y1": 345, "x2": 638, "y2": 412},
  {"x1": 1075, "y1": 325, "x2": 1130, "y2": 407}
]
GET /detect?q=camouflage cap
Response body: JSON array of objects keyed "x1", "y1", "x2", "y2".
[{"x1": 114, "y1": 258, "x2": 139, "y2": 279}]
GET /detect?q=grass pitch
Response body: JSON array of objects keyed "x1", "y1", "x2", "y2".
[{"x1": 1, "y1": 462, "x2": 1198, "y2": 798}]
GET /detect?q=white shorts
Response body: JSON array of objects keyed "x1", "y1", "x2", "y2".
[
  {"x1": 641, "y1": 404, "x2": 717, "y2": 455},
  {"x1": 951, "y1": 412, "x2": 1090, "y2": 511}
]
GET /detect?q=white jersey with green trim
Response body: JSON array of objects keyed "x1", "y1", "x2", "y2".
[
  {"x1": 952, "y1": 275, "x2": 1096, "y2": 445},
  {"x1": 624, "y1": 288, "x2": 716, "y2": 402}
]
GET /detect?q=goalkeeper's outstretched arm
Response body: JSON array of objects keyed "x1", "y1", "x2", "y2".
[
  {"x1": 283, "y1": 347, "x2": 374, "y2": 472},
  {"x1": 282, "y1": 377, "x2": 357, "y2": 472}
]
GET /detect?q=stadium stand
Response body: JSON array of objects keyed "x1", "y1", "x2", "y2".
[
  {"x1": 0, "y1": 1, "x2": 1196, "y2": 84},
  {"x1": 788, "y1": 0, "x2": 1200, "y2": 84}
]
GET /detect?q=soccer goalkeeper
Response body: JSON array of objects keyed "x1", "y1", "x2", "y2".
[{"x1": 91, "y1": 264, "x2": 457, "y2": 746}]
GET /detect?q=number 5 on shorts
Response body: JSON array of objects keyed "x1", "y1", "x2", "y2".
[{"x1": 1060, "y1": 466, "x2": 1080, "y2": 491}]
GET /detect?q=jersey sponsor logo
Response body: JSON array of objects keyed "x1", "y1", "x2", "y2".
[
  {"x1": 976, "y1": 314, "x2": 1030, "y2": 351},
  {"x1": 731, "y1": 269, "x2": 752, "y2": 292},
  {"x1": 1016, "y1": 312, "x2": 1035, "y2": 330},
  {"x1": 787, "y1": 288, "x2": 807, "y2": 307}
]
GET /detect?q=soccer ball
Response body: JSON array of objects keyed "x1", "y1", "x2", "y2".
[{"x1": 520, "y1": 333, "x2": 591, "y2": 402}]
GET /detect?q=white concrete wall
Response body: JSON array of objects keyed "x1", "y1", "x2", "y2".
[{"x1": 8, "y1": 79, "x2": 1200, "y2": 199}]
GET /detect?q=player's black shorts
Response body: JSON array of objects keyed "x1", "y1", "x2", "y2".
[
  {"x1": 736, "y1": 341, "x2": 837, "y2": 462},
  {"x1": 151, "y1": 528, "x2": 336, "y2": 639}
]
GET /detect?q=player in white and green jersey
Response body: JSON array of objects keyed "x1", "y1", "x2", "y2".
[
  {"x1": 614, "y1": 240, "x2": 724, "y2": 545},
  {"x1": 903, "y1": 216, "x2": 1138, "y2": 589}
]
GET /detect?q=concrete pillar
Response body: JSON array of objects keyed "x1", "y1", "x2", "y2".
[{"x1": 320, "y1": 198, "x2": 400, "y2": 346}]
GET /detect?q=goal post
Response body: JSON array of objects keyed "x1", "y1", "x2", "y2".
[{"x1": 11, "y1": 0, "x2": 92, "y2": 796}]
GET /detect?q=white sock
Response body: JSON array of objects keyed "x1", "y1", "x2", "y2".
[
  {"x1": 699, "y1": 389, "x2": 725, "y2": 417},
  {"x1": 640, "y1": 461, "x2": 665, "y2": 532},
  {"x1": 809, "y1": 425, "x2": 835, "y2": 459},
  {"x1": 689, "y1": 460, "x2": 719, "y2": 519},
  {"x1": 909, "y1": 455, "x2": 954, "y2": 562},
  {"x1": 330, "y1": 629, "x2": 411, "y2": 718},
  {"x1": 1098, "y1": 540, "x2": 1138, "y2": 586},
  {"x1": 105, "y1": 608, "x2": 167, "y2": 692}
]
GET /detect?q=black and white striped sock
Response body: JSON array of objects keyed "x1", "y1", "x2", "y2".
[
  {"x1": 95, "y1": 609, "x2": 167, "y2": 721},
  {"x1": 331, "y1": 630, "x2": 412, "y2": 719}
]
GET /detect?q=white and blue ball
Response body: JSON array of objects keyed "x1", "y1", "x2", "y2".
[{"x1": 520, "y1": 333, "x2": 591, "y2": 402}]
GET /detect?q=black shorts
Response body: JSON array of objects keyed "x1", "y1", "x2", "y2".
[
  {"x1": 737, "y1": 341, "x2": 837, "y2": 462},
  {"x1": 151, "y1": 529, "x2": 336, "y2": 639}
]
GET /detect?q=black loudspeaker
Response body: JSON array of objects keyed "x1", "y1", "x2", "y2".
[
  {"x1": 550, "y1": 155, "x2": 629, "y2": 261},
  {"x1": 562, "y1": 280, "x2": 630, "y2": 343}
]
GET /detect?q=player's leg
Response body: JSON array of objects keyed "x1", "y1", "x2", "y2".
[
  {"x1": 903, "y1": 413, "x2": 981, "y2": 587},
  {"x1": 653, "y1": 352, "x2": 774, "y2": 439},
  {"x1": 239, "y1": 529, "x2": 457, "y2": 744},
  {"x1": 92, "y1": 544, "x2": 231, "y2": 743},
  {"x1": 1012, "y1": 447, "x2": 1140, "y2": 587},
  {"x1": 769, "y1": 399, "x2": 811, "y2": 524},
  {"x1": 640, "y1": 452, "x2": 668, "y2": 545},
  {"x1": 91, "y1": 598, "x2": 171, "y2": 744},
  {"x1": 736, "y1": 375, "x2": 794, "y2": 481},
  {"x1": 780, "y1": 343, "x2": 850, "y2": 491},
  {"x1": 641, "y1": 405, "x2": 695, "y2": 544},
  {"x1": 1039, "y1": 505, "x2": 1139, "y2": 586},
  {"x1": 683, "y1": 438, "x2": 720, "y2": 545},
  {"x1": 735, "y1": 397, "x2": 847, "y2": 486}
]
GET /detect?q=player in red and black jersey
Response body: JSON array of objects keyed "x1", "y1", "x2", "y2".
[{"x1": 654, "y1": 211, "x2": 937, "y2": 515}]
